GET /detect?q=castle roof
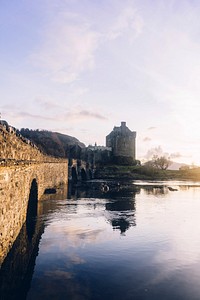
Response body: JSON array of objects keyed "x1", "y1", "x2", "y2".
[{"x1": 106, "y1": 121, "x2": 136, "y2": 138}]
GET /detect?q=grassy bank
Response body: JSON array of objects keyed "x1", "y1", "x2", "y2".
[{"x1": 94, "y1": 164, "x2": 200, "y2": 181}]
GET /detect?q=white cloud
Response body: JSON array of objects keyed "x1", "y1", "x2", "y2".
[
  {"x1": 143, "y1": 137, "x2": 151, "y2": 142},
  {"x1": 30, "y1": 14, "x2": 101, "y2": 83},
  {"x1": 8, "y1": 109, "x2": 106, "y2": 123},
  {"x1": 170, "y1": 152, "x2": 182, "y2": 159},
  {"x1": 106, "y1": 7, "x2": 144, "y2": 41},
  {"x1": 144, "y1": 146, "x2": 166, "y2": 160},
  {"x1": 148, "y1": 127, "x2": 156, "y2": 131},
  {"x1": 29, "y1": 4, "x2": 144, "y2": 84}
]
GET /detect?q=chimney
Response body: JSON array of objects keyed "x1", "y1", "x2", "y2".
[{"x1": 121, "y1": 121, "x2": 126, "y2": 127}]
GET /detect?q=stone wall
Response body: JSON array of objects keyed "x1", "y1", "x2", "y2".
[
  {"x1": 0, "y1": 124, "x2": 68, "y2": 266},
  {"x1": 0, "y1": 161, "x2": 68, "y2": 266},
  {"x1": 0, "y1": 123, "x2": 56, "y2": 162}
]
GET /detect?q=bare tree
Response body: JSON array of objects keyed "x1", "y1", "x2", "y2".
[{"x1": 152, "y1": 155, "x2": 172, "y2": 170}]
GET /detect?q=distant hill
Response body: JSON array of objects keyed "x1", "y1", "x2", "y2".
[
  {"x1": 19, "y1": 128, "x2": 85, "y2": 158},
  {"x1": 168, "y1": 161, "x2": 190, "y2": 170}
]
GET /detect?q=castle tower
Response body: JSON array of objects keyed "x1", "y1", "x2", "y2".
[{"x1": 106, "y1": 122, "x2": 136, "y2": 160}]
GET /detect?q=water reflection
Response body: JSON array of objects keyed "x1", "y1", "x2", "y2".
[
  {"x1": 68, "y1": 180, "x2": 140, "y2": 198},
  {"x1": 106, "y1": 198, "x2": 136, "y2": 234},
  {"x1": 2, "y1": 181, "x2": 200, "y2": 300},
  {"x1": 0, "y1": 207, "x2": 44, "y2": 300},
  {"x1": 68, "y1": 180, "x2": 137, "y2": 234},
  {"x1": 0, "y1": 184, "x2": 68, "y2": 300},
  {"x1": 40, "y1": 185, "x2": 68, "y2": 201},
  {"x1": 142, "y1": 185, "x2": 169, "y2": 196}
]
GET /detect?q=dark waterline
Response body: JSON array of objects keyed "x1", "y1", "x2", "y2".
[{"x1": 1, "y1": 180, "x2": 200, "y2": 299}]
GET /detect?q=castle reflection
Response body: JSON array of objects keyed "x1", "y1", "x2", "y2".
[
  {"x1": 67, "y1": 180, "x2": 138, "y2": 234},
  {"x1": 106, "y1": 198, "x2": 136, "y2": 234}
]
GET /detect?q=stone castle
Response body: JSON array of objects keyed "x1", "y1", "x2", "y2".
[
  {"x1": 85, "y1": 122, "x2": 136, "y2": 165},
  {"x1": 106, "y1": 121, "x2": 136, "y2": 161}
]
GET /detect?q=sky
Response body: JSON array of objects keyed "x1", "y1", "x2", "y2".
[{"x1": 1, "y1": 0, "x2": 200, "y2": 165}]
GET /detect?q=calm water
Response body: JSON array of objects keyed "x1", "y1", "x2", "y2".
[{"x1": 1, "y1": 180, "x2": 200, "y2": 300}]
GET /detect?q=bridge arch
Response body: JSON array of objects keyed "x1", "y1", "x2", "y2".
[
  {"x1": 26, "y1": 178, "x2": 38, "y2": 240},
  {"x1": 71, "y1": 166, "x2": 78, "y2": 183}
]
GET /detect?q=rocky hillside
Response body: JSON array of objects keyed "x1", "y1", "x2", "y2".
[{"x1": 19, "y1": 128, "x2": 85, "y2": 158}]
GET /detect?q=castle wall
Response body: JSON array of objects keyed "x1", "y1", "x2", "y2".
[
  {"x1": 113, "y1": 135, "x2": 136, "y2": 159},
  {"x1": 106, "y1": 122, "x2": 136, "y2": 160}
]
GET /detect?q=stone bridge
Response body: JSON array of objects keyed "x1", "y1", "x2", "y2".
[
  {"x1": 0, "y1": 122, "x2": 68, "y2": 266},
  {"x1": 68, "y1": 158, "x2": 94, "y2": 183},
  {"x1": 0, "y1": 160, "x2": 68, "y2": 266}
]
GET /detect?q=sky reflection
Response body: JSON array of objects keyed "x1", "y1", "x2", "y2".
[{"x1": 2, "y1": 183, "x2": 200, "y2": 300}]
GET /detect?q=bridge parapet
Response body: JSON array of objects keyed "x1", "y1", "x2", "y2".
[{"x1": 0, "y1": 122, "x2": 54, "y2": 162}]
